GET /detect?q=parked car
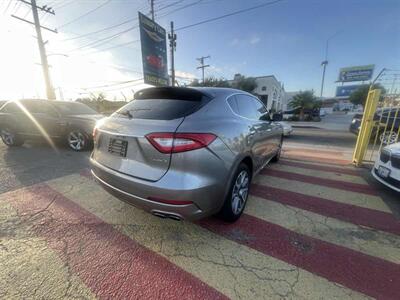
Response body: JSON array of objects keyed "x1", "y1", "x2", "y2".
[
  {"x1": 0, "y1": 99, "x2": 104, "y2": 151},
  {"x1": 90, "y1": 87, "x2": 283, "y2": 222},
  {"x1": 372, "y1": 142, "x2": 400, "y2": 192},
  {"x1": 349, "y1": 107, "x2": 400, "y2": 144},
  {"x1": 278, "y1": 121, "x2": 293, "y2": 136}
]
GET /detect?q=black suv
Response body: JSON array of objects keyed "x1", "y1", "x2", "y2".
[
  {"x1": 0, "y1": 99, "x2": 104, "y2": 151},
  {"x1": 349, "y1": 107, "x2": 400, "y2": 144}
]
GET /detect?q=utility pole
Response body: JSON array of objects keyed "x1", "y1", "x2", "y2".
[
  {"x1": 196, "y1": 56, "x2": 210, "y2": 83},
  {"x1": 168, "y1": 21, "x2": 177, "y2": 87},
  {"x1": 12, "y1": 0, "x2": 57, "y2": 99},
  {"x1": 320, "y1": 31, "x2": 342, "y2": 99},
  {"x1": 150, "y1": 0, "x2": 155, "y2": 21},
  {"x1": 320, "y1": 60, "x2": 328, "y2": 99}
]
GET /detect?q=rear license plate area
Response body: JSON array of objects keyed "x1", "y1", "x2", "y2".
[{"x1": 108, "y1": 138, "x2": 128, "y2": 157}]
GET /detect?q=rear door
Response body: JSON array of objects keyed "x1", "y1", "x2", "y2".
[
  {"x1": 93, "y1": 89, "x2": 209, "y2": 181},
  {"x1": 231, "y1": 94, "x2": 275, "y2": 169}
]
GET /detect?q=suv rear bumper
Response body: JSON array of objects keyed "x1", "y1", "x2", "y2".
[{"x1": 90, "y1": 156, "x2": 226, "y2": 221}]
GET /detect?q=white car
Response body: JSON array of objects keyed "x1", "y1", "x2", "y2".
[
  {"x1": 372, "y1": 142, "x2": 400, "y2": 192},
  {"x1": 278, "y1": 121, "x2": 293, "y2": 137}
]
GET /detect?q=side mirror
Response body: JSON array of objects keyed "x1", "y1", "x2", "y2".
[
  {"x1": 272, "y1": 113, "x2": 283, "y2": 122},
  {"x1": 260, "y1": 113, "x2": 271, "y2": 121}
]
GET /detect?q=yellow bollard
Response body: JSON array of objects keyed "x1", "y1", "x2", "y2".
[{"x1": 352, "y1": 89, "x2": 381, "y2": 166}]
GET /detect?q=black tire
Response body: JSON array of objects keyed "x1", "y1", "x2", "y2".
[
  {"x1": 0, "y1": 126, "x2": 24, "y2": 147},
  {"x1": 66, "y1": 128, "x2": 90, "y2": 151},
  {"x1": 218, "y1": 163, "x2": 251, "y2": 222},
  {"x1": 271, "y1": 136, "x2": 283, "y2": 163}
]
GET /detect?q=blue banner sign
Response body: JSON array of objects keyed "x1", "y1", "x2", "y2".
[
  {"x1": 335, "y1": 84, "x2": 367, "y2": 98},
  {"x1": 338, "y1": 65, "x2": 375, "y2": 82},
  {"x1": 139, "y1": 12, "x2": 168, "y2": 86}
]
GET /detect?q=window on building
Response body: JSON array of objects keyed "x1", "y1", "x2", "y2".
[{"x1": 261, "y1": 86, "x2": 266, "y2": 91}]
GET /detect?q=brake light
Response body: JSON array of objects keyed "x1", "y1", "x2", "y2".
[{"x1": 146, "y1": 133, "x2": 216, "y2": 153}]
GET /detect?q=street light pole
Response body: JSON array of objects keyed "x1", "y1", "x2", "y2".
[{"x1": 320, "y1": 31, "x2": 342, "y2": 99}]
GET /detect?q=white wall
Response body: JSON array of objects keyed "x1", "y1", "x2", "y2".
[{"x1": 253, "y1": 76, "x2": 285, "y2": 111}]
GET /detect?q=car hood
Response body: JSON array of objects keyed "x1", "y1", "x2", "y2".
[
  {"x1": 385, "y1": 142, "x2": 400, "y2": 155},
  {"x1": 66, "y1": 114, "x2": 105, "y2": 122}
]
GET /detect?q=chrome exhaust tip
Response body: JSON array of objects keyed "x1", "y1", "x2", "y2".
[{"x1": 152, "y1": 211, "x2": 182, "y2": 221}]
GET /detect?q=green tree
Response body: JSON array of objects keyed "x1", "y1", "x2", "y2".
[
  {"x1": 349, "y1": 84, "x2": 386, "y2": 106},
  {"x1": 289, "y1": 90, "x2": 317, "y2": 120},
  {"x1": 189, "y1": 76, "x2": 228, "y2": 87},
  {"x1": 231, "y1": 74, "x2": 257, "y2": 93},
  {"x1": 189, "y1": 75, "x2": 257, "y2": 94}
]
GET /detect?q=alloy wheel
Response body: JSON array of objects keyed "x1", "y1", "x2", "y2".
[
  {"x1": 68, "y1": 131, "x2": 85, "y2": 151},
  {"x1": 231, "y1": 170, "x2": 249, "y2": 215},
  {"x1": 1, "y1": 129, "x2": 14, "y2": 145},
  {"x1": 380, "y1": 132, "x2": 398, "y2": 145}
]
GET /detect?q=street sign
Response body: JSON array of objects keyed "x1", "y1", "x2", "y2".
[
  {"x1": 337, "y1": 65, "x2": 375, "y2": 82},
  {"x1": 335, "y1": 84, "x2": 367, "y2": 98},
  {"x1": 138, "y1": 12, "x2": 168, "y2": 86}
]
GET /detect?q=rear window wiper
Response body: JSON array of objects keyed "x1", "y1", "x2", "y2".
[{"x1": 116, "y1": 110, "x2": 133, "y2": 119}]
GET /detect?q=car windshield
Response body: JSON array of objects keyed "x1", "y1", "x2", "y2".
[{"x1": 53, "y1": 102, "x2": 97, "y2": 115}]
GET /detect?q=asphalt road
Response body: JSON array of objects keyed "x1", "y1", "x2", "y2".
[{"x1": 0, "y1": 140, "x2": 91, "y2": 194}]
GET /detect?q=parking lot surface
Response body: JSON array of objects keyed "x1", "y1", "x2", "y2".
[{"x1": 1, "y1": 128, "x2": 400, "y2": 299}]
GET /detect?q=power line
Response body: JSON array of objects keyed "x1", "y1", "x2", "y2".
[
  {"x1": 176, "y1": 0, "x2": 284, "y2": 31},
  {"x1": 67, "y1": 24, "x2": 138, "y2": 53},
  {"x1": 60, "y1": 0, "x2": 185, "y2": 43},
  {"x1": 73, "y1": 0, "x2": 204, "y2": 55},
  {"x1": 58, "y1": 0, "x2": 112, "y2": 29}
]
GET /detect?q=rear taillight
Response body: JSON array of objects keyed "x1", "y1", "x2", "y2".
[{"x1": 145, "y1": 133, "x2": 216, "y2": 153}]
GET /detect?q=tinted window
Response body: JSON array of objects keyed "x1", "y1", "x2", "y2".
[
  {"x1": 3, "y1": 102, "x2": 21, "y2": 113},
  {"x1": 230, "y1": 94, "x2": 267, "y2": 120},
  {"x1": 113, "y1": 99, "x2": 201, "y2": 120},
  {"x1": 53, "y1": 102, "x2": 97, "y2": 115}
]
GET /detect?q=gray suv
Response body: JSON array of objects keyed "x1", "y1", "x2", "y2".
[{"x1": 91, "y1": 87, "x2": 283, "y2": 222}]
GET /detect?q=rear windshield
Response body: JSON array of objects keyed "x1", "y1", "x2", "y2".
[
  {"x1": 53, "y1": 102, "x2": 97, "y2": 115},
  {"x1": 113, "y1": 99, "x2": 202, "y2": 120}
]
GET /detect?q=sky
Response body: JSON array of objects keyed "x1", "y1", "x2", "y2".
[{"x1": 0, "y1": 0, "x2": 399, "y2": 100}]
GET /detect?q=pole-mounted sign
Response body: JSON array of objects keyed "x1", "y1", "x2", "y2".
[
  {"x1": 138, "y1": 12, "x2": 168, "y2": 86},
  {"x1": 337, "y1": 65, "x2": 375, "y2": 83}
]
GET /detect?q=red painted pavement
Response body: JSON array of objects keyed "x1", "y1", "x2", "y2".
[
  {"x1": 200, "y1": 215, "x2": 400, "y2": 299},
  {"x1": 282, "y1": 154, "x2": 352, "y2": 166},
  {"x1": 5, "y1": 184, "x2": 227, "y2": 300},
  {"x1": 251, "y1": 184, "x2": 400, "y2": 236},
  {"x1": 260, "y1": 168, "x2": 378, "y2": 196},
  {"x1": 279, "y1": 159, "x2": 361, "y2": 176}
]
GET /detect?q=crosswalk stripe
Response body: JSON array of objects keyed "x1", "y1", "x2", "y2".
[
  {"x1": 245, "y1": 195, "x2": 400, "y2": 264},
  {"x1": 2, "y1": 184, "x2": 226, "y2": 300},
  {"x1": 200, "y1": 214, "x2": 400, "y2": 299},
  {"x1": 48, "y1": 173, "x2": 368, "y2": 299},
  {"x1": 255, "y1": 176, "x2": 391, "y2": 213},
  {"x1": 269, "y1": 163, "x2": 367, "y2": 184},
  {"x1": 279, "y1": 159, "x2": 361, "y2": 176},
  {"x1": 282, "y1": 154, "x2": 351, "y2": 166},
  {"x1": 251, "y1": 184, "x2": 400, "y2": 235},
  {"x1": 261, "y1": 168, "x2": 377, "y2": 195}
]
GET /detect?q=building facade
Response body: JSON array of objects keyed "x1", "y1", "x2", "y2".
[{"x1": 229, "y1": 74, "x2": 286, "y2": 112}]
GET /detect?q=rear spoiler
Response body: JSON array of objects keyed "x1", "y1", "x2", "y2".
[{"x1": 135, "y1": 87, "x2": 212, "y2": 102}]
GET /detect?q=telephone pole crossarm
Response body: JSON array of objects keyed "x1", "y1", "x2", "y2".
[
  {"x1": 196, "y1": 56, "x2": 211, "y2": 83},
  {"x1": 13, "y1": 0, "x2": 57, "y2": 99}
]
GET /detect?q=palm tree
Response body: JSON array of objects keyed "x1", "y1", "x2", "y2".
[{"x1": 289, "y1": 91, "x2": 317, "y2": 120}]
